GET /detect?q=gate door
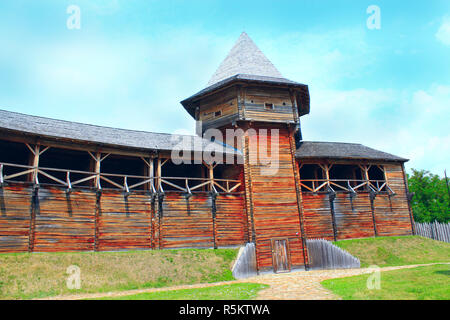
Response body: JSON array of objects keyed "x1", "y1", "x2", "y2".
[{"x1": 271, "y1": 238, "x2": 291, "y2": 273}]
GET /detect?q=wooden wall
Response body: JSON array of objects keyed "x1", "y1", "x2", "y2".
[
  {"x1": 0, "y1": 185, "x2": 32, "y2": 253},
  {"x1": 334, "y1": 193, "x2": 376, "y2": 239},
  {"x1": 0, "y1": 162, "x2": 413, "y2": 265},
  {"x1": 0, "y1": 184, "x2": 247, "y2": 253},
  {"x1": 160, "y1": 193, "x2": 214, "y2": 249},
  {"x1": 34, "y1": 188, "x2": 96, "y2": 252},
  {"x1": 98, "y1": 192, "x2": 152, "y2": 251},
  {"x1": 243, "y1": 87, "x2": 296, "y2": 123},
  {"x1": 373, "y1": 164, "x2": 414, "y2": 236},
  {"x1": 301, "y1": 193, "x2": 335, "y2": 240},
  {"x1": 243, "y1": 124, "x2": 306, "y2": 271},
  {"x1": 216, "y1": 194, "x2": 248, "y2": 247},
  {"x1": 300, "y1": 163, "x2": 413, "y2": 241}
]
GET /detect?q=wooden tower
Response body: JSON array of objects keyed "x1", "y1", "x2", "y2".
[{"x1": 181, "y1": 32, "x2": 311, "y2": 272}]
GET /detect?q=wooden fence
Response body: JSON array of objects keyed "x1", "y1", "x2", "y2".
[
  {"x1": 306, "y1": 239, "x2": 360, "y2": 270},
  {"x1": 0, "y1": 184, "x2": 247, "y2": 253},
  {"x1": 231, "y1": 243, "x2": 257, "y2": 279},
  {"x1": 415, "y1": 221, "x2": 450, "y2": 243}
]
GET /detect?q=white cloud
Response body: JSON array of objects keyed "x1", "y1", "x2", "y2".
[
  {"x1": 436, "y1": 17, "x2": 450, "y2": 46},
  {"x1": 301, "y1": 84, "x2": 450, "y2": 176},
  {"x1": 0, "y1": 28, "x2": 236, "y2": 135},
  {"x1": 261, "y1": 28, "x2": 377, "y2": 87}
]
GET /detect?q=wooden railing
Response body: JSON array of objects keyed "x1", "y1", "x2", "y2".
[
  {"x1": 299, "y1": 178, "x2": 395, "y2": 194},
  {"x1": 0, "y1": 162, "x2": 241, "y2": 194}
]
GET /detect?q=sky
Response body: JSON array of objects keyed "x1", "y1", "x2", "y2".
[{"x1": 0, "y1": 0, "x2": 449, "y2": 175}]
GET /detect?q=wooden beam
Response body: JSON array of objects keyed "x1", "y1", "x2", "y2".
[
  {"x1": 31, "y1": 144, "x2": 40, "y2": 184},
  {"x1": 94, "y1": 152, "x2": 101, "y2": 189},
  {"x1": 156, "y1": 158, "x2": 162, "y2": 192}
]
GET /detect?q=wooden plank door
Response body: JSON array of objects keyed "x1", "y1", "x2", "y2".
[{"x1": 271, "y1": 238, "x2": 291, "y2": 273}]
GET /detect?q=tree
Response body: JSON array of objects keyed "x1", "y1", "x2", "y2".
[{"x1": 407, "y1": 169, "x2": 450, "y2": 223}]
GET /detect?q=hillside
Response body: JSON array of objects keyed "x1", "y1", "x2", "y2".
[
  {"x1": 334, "y1": 236, "x2": 450, "y2": 267},
  {"x1": 0, "y1": 248, "x2": 238, "y2": 300}
]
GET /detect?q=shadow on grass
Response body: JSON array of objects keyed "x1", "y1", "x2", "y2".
[{"x1": 434, "y1": 270, "x2": 450, "y2": 276}]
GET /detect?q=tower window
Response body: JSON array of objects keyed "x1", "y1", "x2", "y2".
[{"x1": 265, "y1": 103, "x2": 274, "y2": 110}]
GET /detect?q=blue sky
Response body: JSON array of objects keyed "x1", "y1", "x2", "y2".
[{"x1": 0, "y1": 0, "x2": 449, "y2": 175}]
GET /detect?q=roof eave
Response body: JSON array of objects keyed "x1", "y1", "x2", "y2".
[
  {"x1": 181, "y1": 75, "x2": 310, "y2": 119},
  {"x1": 295, "y1": 155, "x2": 409, "y2": 163}
]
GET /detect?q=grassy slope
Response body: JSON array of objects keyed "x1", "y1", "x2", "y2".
[
  {"x1": 334, "y1": 236, "x2": 450, "y2": 267},
  {"x1": 321, "y1": 264, "x2": 450, "y2": 300},
  {"x1": 0, "y1": 248, "x2": 237, "y2": 300},
  {"x1": 93, "y1": 283, "x2": 269, "y2": 300}
]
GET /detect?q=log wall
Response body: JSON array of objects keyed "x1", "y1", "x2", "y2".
[
  {"x1": 34, "y1": 188, "x2": 96, "y2": 252},
  {"x1": 98, "y1": 192, "x2": 152, "y2": 251},
  {"x1": 373, "y1": 164, "x2": 414, "y2": 236},
  {"x1": 334, "y1": 193, "x2": 376, "y2": 239},
  {"x1": 0, "y1": 184, "x2": 247, "y2": 253},
  {"x1": 0, "y1": 185, "x2": 32, "y2": 253},
  {"x1": 302, "y1": 193, "x2": 335, "y2": 240},
  {"x1": 243, "y1": 87, "x2": 296, "y2": 123},
  {"x1": 300, "y1": 163, "x2": 414, "y2": 241},
  {"x1": 243, "y1": 125, "x2": 306, "y2": 271},
  {"x1": 0, "y1": 163, "x2": 414, "y2": 260}
]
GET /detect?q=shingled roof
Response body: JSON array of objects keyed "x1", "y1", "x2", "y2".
[
  {"x1": 0, "y1": 109, "x2": 239, "y2": 155},
  {"x1": 207, "y1": 32, "x2": 284, "y2": 86},
  {"x1": 295, "y1": 141, "x2": 408, "y2": 162},
  {"x1": 181, "y1": 32, "x2": 310, "y2": 118}
]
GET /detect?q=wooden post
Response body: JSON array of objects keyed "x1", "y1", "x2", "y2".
[
  {"x1": 28, "y1": 187, "x2": 38, "y2": 252},
  {"x1": 94, "y1": 152, "x2": 101, "y2": 189},
  {"x1": 211, "y1": 192, "x2": 217, "y2": 249},
  {"x1": 156, "y1": 158, "x2": 162, "y2": 192},
  {"x1": 94, "y1": 190, "x2": 101, "y2": 251},
  {"x1": 149, "y1": 158, "x2": 154, "y2": 191},
  {"x1": 87, "y1": 151, "x2": 104, "y2": 251},
  {"x1": 31, "y1": 145, "x2": 40, "y2": 184},
  {"x1": 150, "y1": 194, "x2": 156, "y2": 249},
  {"x1": 209, "y1": 163, "x2": 214, "y2": 191},
  {"x1": 26, "y1": 143, "x2": 50, "y2": 185},
  {"x1": 88, "y1": 151, "x2": 109, "y2": 190},
  {"x1": 369, "y1": 191, "x2": 378, "y2": 237},
  {"x1": 361, "y1": 165, "x2": 378, "y2": 237},
  {"x1": 401, "y1": 163, "x2": 416, "y2": 235},
  {"x1": 141, "y1": 156, "x2": 154, "y2": 192},
  {"x1": 328, "y1": 190, "x2": 338, "y2": 242},
  {"x1": 243, "y1": 135, "x2": 256, "y2": 245},
  {"x1": 289, "y1": 89, "x2": 300, "y2": 123},
  {"x1": 288, "y1": 131, "x2": 309, "y2": 270},
  {"x1": 320, "y1": 164, "x2": 331, "y2": 187}
]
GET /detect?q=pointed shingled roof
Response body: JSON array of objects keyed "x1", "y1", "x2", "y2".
[
  {"x1": 181, "y1": 32, "x2": 310, "y2": 119},
  {"x1": 207, "y1": 32, "x2": 284, "y2": 86}
]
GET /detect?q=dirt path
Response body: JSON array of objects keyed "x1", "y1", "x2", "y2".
[
  {"x1": 38, "y1": 262, "x2": 449, "y2": 300},
  {"x1": 250, "y1": 263, "x2": 449, "y2": 300}
]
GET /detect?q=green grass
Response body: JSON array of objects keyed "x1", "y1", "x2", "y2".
[
  {"x1": 334, "y1": 236, "x2": 450, "y2": 267},
  {"x1": 321, "y1": 264, "x2": 450, "y2": 300},
  {"x1": 0, "y1": 248, "x2": 238, "y2": 300},
  {"x1": 92, "y1": 283, "x2": 268, "y2": 300}
]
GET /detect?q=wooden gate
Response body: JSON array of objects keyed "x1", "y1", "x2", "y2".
[{"x1": 271, "y1": 238, "x2": 291, "y2": 273}]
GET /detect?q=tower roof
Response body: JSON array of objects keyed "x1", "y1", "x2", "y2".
[
  {"x1": 181, "y1": 32, "x2": 310, "y2": 119},
  {"x1": 207, "y1": 32, "x2": 284, "y2": 86}
]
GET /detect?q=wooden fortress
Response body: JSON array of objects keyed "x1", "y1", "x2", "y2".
[{"x1": 0, "y1": 33, "x2": 414, "y2": 272}]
